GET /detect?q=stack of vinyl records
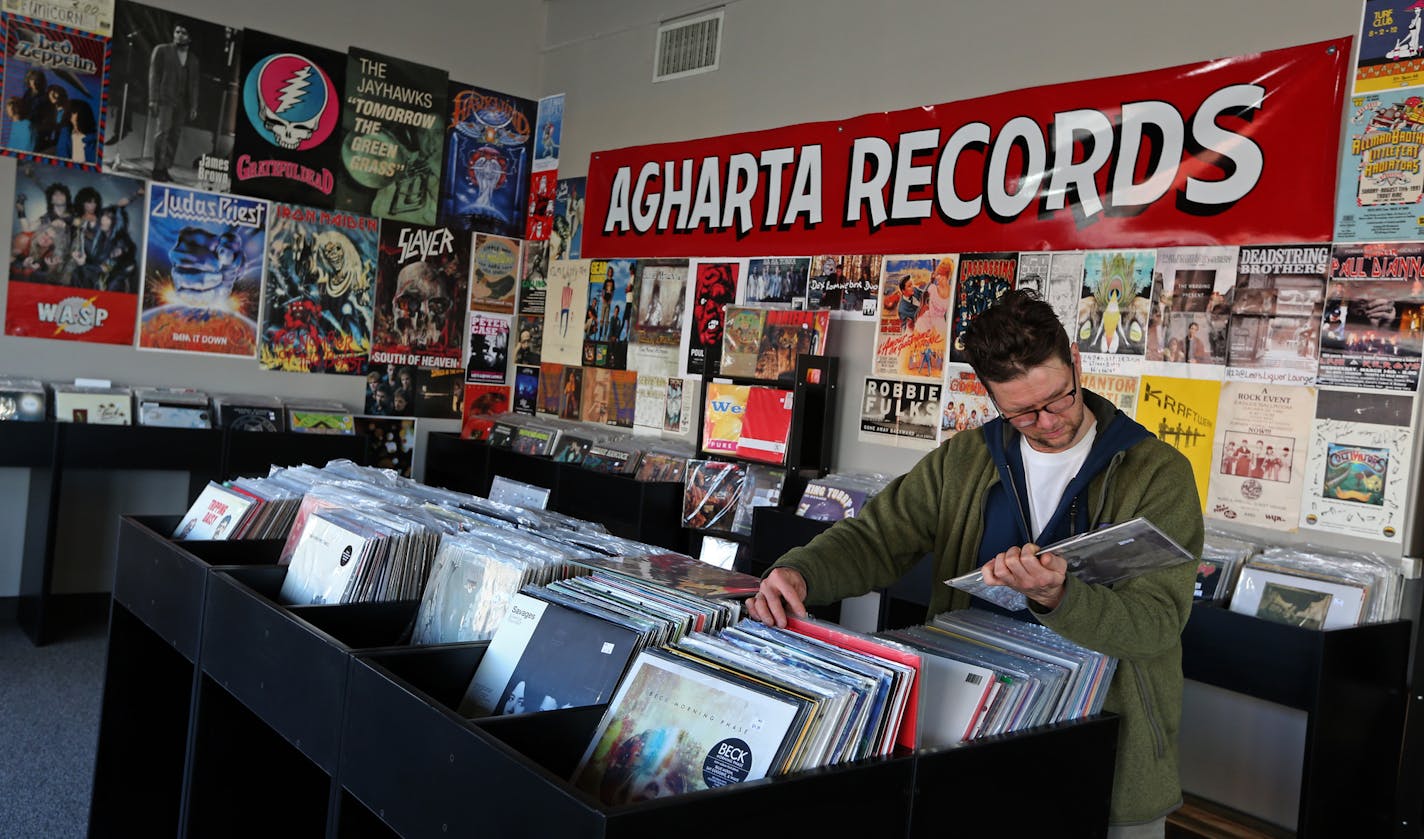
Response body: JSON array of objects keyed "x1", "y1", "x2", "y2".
[
  {"x1": 1228, "y1": 546, "x2": 1402, "y2": 630},
  {"x1": 795, "y1": 472, "x2": 892, "y2": 521},
  {"x1": 881, "y1": 609, "x2": 1117, "y2": 745},
  {"x1": 457, "y1": 574, "x2": 742, "y2": 717},
  {"x1": 135, "y1": 387, "x2": 211, "y2": 428},
  {"x1": 0, "y1": 377, "x2": 46, "y2": 422},
  {"x1": 173, "y1": 476, "x2": 305, "y2": 541},
  {"x1": 634, "y1": 444, "x2": 694, "y2": 482},
  {"x1": 213, "y1": 393, "x2": 286, "y2": 432},
  {"x1": 1196, "y1": 528, "x2": 1257, "y2": 603},
  {"x1": 571, "y1": 615, "x2": 918, "y2": 806},
  {"x1": 684, "y1": 460, "x2": 787, "y2": 534}
]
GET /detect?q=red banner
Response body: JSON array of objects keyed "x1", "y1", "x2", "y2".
[
  {"x1": 583, "y1": 38, "x2": 1349, "y2": 258},
  {"x1": 4, "y1": 282, "x2": 138, "y2": 345}
]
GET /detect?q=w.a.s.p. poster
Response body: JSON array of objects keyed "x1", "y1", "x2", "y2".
[
  {"x1": 1136, "y1": 375, "x2": 1220, "y2": 510},
  {"x1": 1206, "y1": 382, "x2": 1316, "y2": 531},
  {"x1": 875, "y1": 254, "x2": 955, "y2": 379},
  {"x1": 231, "y1": 30, "x2": 346, "y2": 208},
  {"x1": 139, "y1": 184, "x2": 267, "y2": 356},
  {"x1": 335, "y1": 48, "x2": 447, "y2": 225},
  {"x1": 6, "y1": 166, "x2": 145, "y2": 344},
  {"x1": 1300, "y1": 388, "x2": 1414, "y2": 543},
  {"x1": 258, "y1": 205, "x2": 377, "y2": 373},
  {"x1": 107, "y1": 2, "x2": 240, "y2": 191},
  {"x1": 369, "y1": 220, "x2": 469, "y2": 370},
  {"x1": 0, "y1": 13, "x2": 107, "y2": 167},
  {"x1": 439, "y1": 82, "x2": 537, "y2": 237}
]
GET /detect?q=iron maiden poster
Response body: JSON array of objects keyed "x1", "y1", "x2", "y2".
[
  {"x1": 1300, "y1": 388, "x2": 1415, "y2": 543},
  {"x1": 438, "y1": 82, "x2": 537, "y2": 237},
  {"x1": 860, "y1": 377, "x2": 942, "y2": 450},
  {"x1": 5, "y1": 166, "x2": 145, "y2": 343},
  {"x1": 1206, "y1": 382, "x2": 1316, "y2": 532},
  {"x1": 581, "y1": 39, "x2": 1348, "y2": 257},
  {"x1": 950, "y1": 252, "x2": 1015, "y2": 364},
  {"x1": 369, "y1": 220, "x2": 469, "y2": 371},
  {"x1": 138, "y1": 184, "x2": 266, "y2": 356},
  {"x1": 875, "y1": 254, "x2": 955, "y2": 380},
  {"x1": 684, "y1": 259, "x2": 741, "y2": 376},
  {"x1": 0, "y1": 13, "x2": 107, "y2": 166},
  {"x1": 808, "y1": 253, "x2": 882, "y2": 319},
  {"x1": 1318, "y1": 242, "x2": 1424, "y2": 392},
  {"x1": 1078, "y1": 249, "x2": 1154, "y2": 375},
  {"x1": 2, "y1": 0, "x2": 112, "y2": 34},
  {"x1": 1142, "y1": 246, "x2": 1238, "y2": 378},
  {"x1": 335, "y1": 48, "x2": 446, "y2": 225},
  {"x1": 1226, "y1": 245, "x2": 1330, "y2": 385},
  {"x1": 106, "y1": 2, "x2": 239, "y2": 191},
  {"x1": 231, "y1": 31, "x2": 345, "y2": 209},
  {"x1": 1334, "y1": 90, "x2": 1424, "y2": 242},
  {"x1": 1137, "y1": 375, "x2": 1220, "y2": 511},
  {"x1": 540, "y1": 258, "x2": 588, "y2": 366},
  {"x1": 258, "y1": 205, "x2": 377, "y2": 374}
]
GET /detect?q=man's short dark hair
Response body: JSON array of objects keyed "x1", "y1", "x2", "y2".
[{"x1": 960, "y1": 289, "x2": 1071, "y2": 383}]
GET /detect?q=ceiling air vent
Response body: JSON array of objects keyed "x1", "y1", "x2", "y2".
[{"x1": 654, "y1": 8, "x2": 723, "y2": 82}]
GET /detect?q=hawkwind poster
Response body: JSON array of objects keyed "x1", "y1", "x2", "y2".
[
  {"x1": 1226, "y1": 245, "x2": 1329, "y2": 385},
  {"x1": 5, "y1": 166, "x2": 145, "y2": 344},
  {"x1": 231, "y1": 31, "x2": 345, "y2": 208},
  {"x1": 1300, "y1": 388, "x2": 1414, "y2": 543},
  {"x1": 950, "y1": 252, "x2": 1016, "y2": 364},
  {"x1": 369, "y1": 220, "x2": 469, "y2": 371},
  {"x1": 138, "y1": 184, "x2": 266, "y2": 356},
  {"x1": 335, "y1": 48, "x2": 447, "y2": 225},
  {"x1": 1206, "y1": 382, "x2": 1316, "y2": 532},
  {"x1": 1142, "y1": 246, "x2": 1238, "y2": 379},
  {"x1": 1355, "y1": 0, "x2": 1424, "y2": 93},
  {"x1": 1334, "y1": 90, "x2": 1424, "y2": 242},
  {"x1": 2, "y1": 0, "x2": 112, "y2": 33},
  {"x1": 1318, "y1": 242, "x2": 1424, "y2": 392},
  {"x1": 106, "y1": 2, "x2": 240, "y2": 191},
  {"x1": 875, "y1": 254, "x2": 955, "y2": 380},
  {"x1": 258, "y1": 205, "x2": 377, "y2": 373},
  {"x1": 1077, "y1": 249, "x2": 1154, "y2": 375},
  {"x1": 1136, "y1": 375, "x2": 1221, "y2": 511},
  {"x1": 0, "y1": 13, "x2": 108, "y2": 166},
  {"x1": 439, "y1": 82, "x2": 537, "y2": 237}
]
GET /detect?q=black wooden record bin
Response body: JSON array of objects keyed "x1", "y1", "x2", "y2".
[{"x1": 91, "y1": 514, "x2": 1125, "y2": 838}]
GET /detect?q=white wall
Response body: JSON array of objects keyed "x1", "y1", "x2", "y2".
[
  {"x1": 0, "y1": 0, "x2": 546, "y2": 595},
  {"x1": 541, "y1": 0, "x2": 1368, "y2": 829}
]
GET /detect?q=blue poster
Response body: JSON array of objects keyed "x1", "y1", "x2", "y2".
[
  {"x1": 1335, "y1": 90, "x2": 1424, "y2": 242},
  {"x1": 1356, "y1": 0, "x2": 1424, "y2": 93},
  {"x1": 438, "y1": 82, "x2": 537, "y2": 236},
  {"x1": 0, "y1": 14, "x2": 107, "y2": 167},
  {"x1": 554, "y1": 176, "x2": 585, "y2": 260}
]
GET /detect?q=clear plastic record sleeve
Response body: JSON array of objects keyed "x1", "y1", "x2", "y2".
[{"x1": 946, "y1": 516, "x2": 1196, "y2": 612}]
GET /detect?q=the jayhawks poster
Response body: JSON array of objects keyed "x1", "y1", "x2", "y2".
[
  {"x1": 5, "y1": 165, "x2": 146, "y2": 344},
  {"x1": 138, "y1": 184, "x2": 267, "y2": 356},
  {"x1": 369, "y1": 220, "x2": 469, "y2": 370},
  {"x1": 334, "y1": 48, "x2": 447, "y2": 225},
  {"x1": 0, "y1": 14, "x2": 108, "y2": 167},
  {"x1": 231, "y1": 31, "x2": 345, "y2": 208},
  {"x1": 258, "y1": 204, "x2": 378, "y2": 374},
  {"x1": 438, "y1": 81, "x2": 537, "y2": 237}
]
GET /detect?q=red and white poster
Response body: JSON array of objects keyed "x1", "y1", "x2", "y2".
[{"x1": 582, "y1": 39, "x2": 1348, "y2": 257}]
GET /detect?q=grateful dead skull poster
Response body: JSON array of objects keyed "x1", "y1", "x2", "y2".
[
  {"x1": 258, "y1": 204, "x2": 377, "y2": 373},
  {"x1": 231, "y1": 30, "x2": 346, "y2": 209},
  {"x1": 138, "y1": 184, "x2": 267, "y2": 356},
  {"x1": 369, "y1": 220, "x2": 469, "y2": 370}
]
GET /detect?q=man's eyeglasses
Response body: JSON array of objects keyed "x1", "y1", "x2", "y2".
[{"x1": 993, "y1": 368, "x2": 1079, "y2": 429}]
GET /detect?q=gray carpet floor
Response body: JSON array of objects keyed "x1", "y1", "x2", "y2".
[{"x1": 0, "y1": 617, "x2": 107, "y2": 838}]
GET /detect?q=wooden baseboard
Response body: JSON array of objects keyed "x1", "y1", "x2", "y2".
[{"x1": 1167, "y1": 794, "x2": 1293, "y2": 839}]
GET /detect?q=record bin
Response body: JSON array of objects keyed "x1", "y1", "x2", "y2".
[{"x1": 421, "y1": 432, "x2": 489, "y2": 495}]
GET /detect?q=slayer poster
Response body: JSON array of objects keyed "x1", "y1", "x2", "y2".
[
  {"x1": 106, "y1": 2, "x2": 241, "y2": 191},
  {"x1": 231, "y1": 30, "x2": 345, "y2": 208},
  {"x1": 334, "y1": 48, "x2": 447, "y2": 225},
  {"x1": 138, "y1": 184, "x2": 267, "y2": 356},
  {"x1": 5, "y1": 165, "x2": 146, "y2": 343},
  {"x1": 369, "y1": 220, "x2": 469, "y2": 371},
  {"x1": 0, "y1": 13, "x2": 108, "y2": 167},
  {"x1": 258, "y1": 204, "x2": 378, "y2": 374},
  {"x1": 438, "y1": 82, "x2": 537, "y2": 237}
]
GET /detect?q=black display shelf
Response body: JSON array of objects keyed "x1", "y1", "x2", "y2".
[
  {"x1": 1180, "y1": 603, "x2": 1409, "y2": 838},
  {"x1": 421, "y1": 432, "x2": 489, "y2": 495},
  {"x1": 92, "y1": 516, "x2": 1124, "y2": 837},
  {"x1": 695, "y1": 353, "x2": 838, "y2": 482},
  {"x1": 10, "y1": 425, "x2": 367, "y2": 646}
]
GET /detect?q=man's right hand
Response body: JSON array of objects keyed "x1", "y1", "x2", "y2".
[{"x1": 747, "y1": 568, "x2": 808, "y2": 628}]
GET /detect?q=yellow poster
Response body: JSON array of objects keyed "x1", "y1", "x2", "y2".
[{"x1": 1136, "y1": 376, "x2": 1221, "y2": 511}]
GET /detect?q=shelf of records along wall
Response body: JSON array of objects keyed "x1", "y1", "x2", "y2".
[
  {"x1": 680, "y1": 460, "x2": 788, "y2": 539},
  {"x1": 483, "y1": 412, "x2": 696, "y2": 483},
  {"x1": 793, "y1": 472, "x2": 894, "y2": 522},
  {"x1": 702, "y1": 380, "x2": 796, "y2": 467},
  {"x1": 717, "y1": 305, "x2": 833, "y2": 385},
  {"x1": 565, "y1": 607, "x2": 1115, "y2": 807},
  {"x1": 0, "y1": 375, "x2": 356, "y2": 433}
]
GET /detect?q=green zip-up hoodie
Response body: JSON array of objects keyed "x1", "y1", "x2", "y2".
[{"x1": 771, "y1": 390, "x2": 1203, "y2": 825}]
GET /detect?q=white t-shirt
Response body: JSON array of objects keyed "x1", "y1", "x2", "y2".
[{"x1": 1020, "y1": 420, "x2": 1097, "y2": 539}]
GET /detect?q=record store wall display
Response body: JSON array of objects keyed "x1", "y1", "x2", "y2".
[{"x1": 0, "y1": 12, "x2": 109, "y2": 167}]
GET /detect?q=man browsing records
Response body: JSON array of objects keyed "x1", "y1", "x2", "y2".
[{"x1": 748, "y1": 290, "x2": 1202, "y2": 837}]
